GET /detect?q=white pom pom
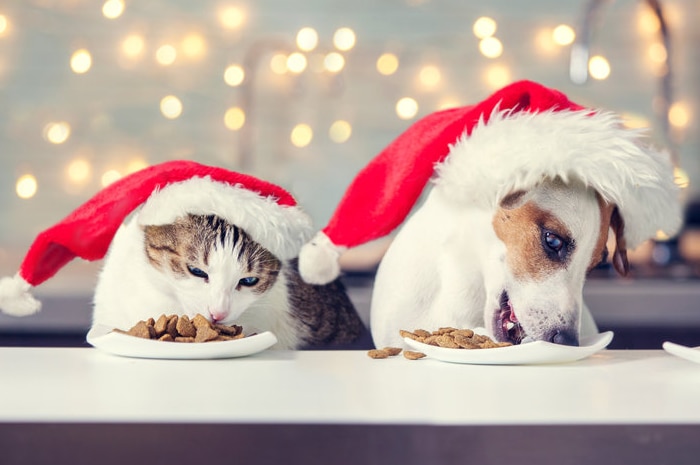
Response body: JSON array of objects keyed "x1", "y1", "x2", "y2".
[
  {"x1": 0, "y1": 274, "x2": 42, "y2": 316},
  {"x1": 298, "y1": 232, "x2": 346, "y2": 285}
]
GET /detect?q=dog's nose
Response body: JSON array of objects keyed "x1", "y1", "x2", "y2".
[{"x1": 547, "y1": 330, "x2": 579, "y2": 346}]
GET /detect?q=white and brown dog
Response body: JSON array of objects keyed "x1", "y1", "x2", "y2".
[{"x1": 299, "y1": 81, "x2": 682, "y2": 349}]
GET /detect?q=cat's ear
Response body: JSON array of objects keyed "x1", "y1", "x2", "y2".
[{"x1": 142, "y1": 223, "x2": 179, "y2": 248}]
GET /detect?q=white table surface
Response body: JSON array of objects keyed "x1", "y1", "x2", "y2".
[{"x1": 0, "y1": 347, "x2": 698, "y2": 425}]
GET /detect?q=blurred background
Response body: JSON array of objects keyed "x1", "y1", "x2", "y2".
[{"x1": 0, "y1": 0, "x2": 698, "y2": 348}]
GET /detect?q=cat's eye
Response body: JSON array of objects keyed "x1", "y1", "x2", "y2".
[
  {"x1": 239, "y1": 276, "x2": 259, "y2": 287},
  {"x1": 187, "y1": 265, "x2": 209, "y2": 280}
]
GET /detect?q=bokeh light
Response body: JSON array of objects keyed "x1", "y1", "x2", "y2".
[
  {"x1": 290, "y1": 123, "x2": 313, "y2": 147},
  {"x1": 16, "y1": 174, "x2": 38, "y2": 199},
  {"x1": 552, "y1": 24, "x2": 575, "y2": 46},
  {"x1": 396, "y1": 97, "x2": 419, "y2": 120},
  {"x1": 484, "y1": 64, "x2": 511, "y2": 89},
  {"x1": 333, "y1": 27, "x2": 356, "y2": 51},
  {"x1": 329, "y1": 120, "x2": 352, "y2": 143},
  {"x1": 669, "y1": 102, "x2": 691, "y2": 129},
  {"x1": 473, "y1": 17, "x2": 497, "y2": 39},
  {"x1": 324, "y1": 52, "x2": 345, "y2": 73},
  {"x1": 224, "y1": 107, "x2": 246, "y2": 130},
  {"x1": 376, "y1": 53, "x2": 399, "y2": 75},
  {"x1": 155, "y1": 45, "x2": 177, "y2": 66},
  {"x1": 0, "y1": 15, "x2": 9, "y2": 36},
  {"x1": 181, "y1": 33, "x2": 206, "y2": 59},
  {"x1": 219, "y1": 6, "x2": 245, "y2": 29},
  {"x1": 44, "y1": 122, "x2": 71, "y2": 144},
  {"x1": 296, "y1": 27, "x2": 319, "y2": 52},
  {"x1": 588, "y1": 55, "x2": 611, "y2": 80},
  {"x1": 101, "y1": 170, "x2": 122, "y2": 187},
  {"x1": 419, "y1": 65, "x2": 441, "y2": 88},
  {"x1": 102, "y1": 0, "x2": 125, "y2": 19},
  {"x1": 122, "y1": 34, "x2": 145, "y2": 59},
  {"x1": 479, "y1": 37, "x2": 503, "y2": 58},
  {"x1": 224, "y1": 64, "x2": 245, "y2": 86},
  {"x1": 66, "y1": 158, "x2": 91, "y2": 184},
  {"x1": 160, "y1": 95, "x2": 183, "y2": 119},
  {"x1": 286, "y1": 52, "x2": 307, "y2": 74},
  {"x1": 270, "y1": 53, "x2": 288, "y2": 74},
  {"x1": 70, "y1": 49, "x2": 92, "y2": 74}
]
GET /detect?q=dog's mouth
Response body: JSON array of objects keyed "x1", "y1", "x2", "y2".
[{"x1": 496, "y1": 291, "x2": 527, "y2": 345}]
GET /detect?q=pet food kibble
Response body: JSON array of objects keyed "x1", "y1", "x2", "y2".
[
  {"x1": 195, "y1": 325, "x2": 219, "y2": 343},
  {"x1": 403, "y1": 350, "x2": 426, "y2": 360},
  {"x1": 115, "y1": 314, "x2": 247, "y2": 343},
  {"x1": 366, "y1": 347, "x2": 405, "y2": 359},
  {"x1": 435, "y1": 335, "x2": 460, "y2": 348},
  {"x1": 383, "y1": 347, "x2": 403, "y2": 356},
  {"x1": 126, "y1": 320, "x2": 154, "y2": 339},
  {"x1": 175, "y1": 315, "x2": 196, "y2": 338},
  {"x1": 153, "y1": 314, "x2": 169, "y2": 337},
  {"x1": 367, "y1": 349, "x2": 390, "y2": 359},
  {"x1": 399, "y1": 327, "x2": 512, "y2": 350}
]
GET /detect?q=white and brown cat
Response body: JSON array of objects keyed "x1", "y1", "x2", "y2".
[{"x1": 95, "y1": 214, "x2": 365, "y2": 350}]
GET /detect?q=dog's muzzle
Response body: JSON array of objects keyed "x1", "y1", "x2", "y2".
[{"x1": 494, "y1": 291, "x2": 579, "y2": 346}]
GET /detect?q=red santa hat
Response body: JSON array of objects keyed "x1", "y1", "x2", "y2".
[
  {"x1": 0, "y1": 160, "x2": 313, "y2": 316},
  {"x1": 299, "y1": 80, "x2": 682, "y2": 284}
]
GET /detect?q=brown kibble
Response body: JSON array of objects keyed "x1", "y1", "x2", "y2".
[
  {"x1": 403, "y1": 350, "x2": 426, "y2": 360},
  {"x1": 192, "y1": 313, "x2": 212, "y2": 330},
  {"x1": 454, "y1": 334, "x2": 479, "y2": 349},
  {"x1": 166, "y1": 315, "x2": 179, "y2": 338},
  {"x1": 367, "y1": 349, "x2": 390, "y2": 359},
  {"x1": 397, "y1": 327, "x2": 512, "y2": 351},
  {"x1": 153, "y1": 314, "x2": 169, "y2": 337},
  {"x1": 114, "y1": 313, "x2": 248, "y2": 343},
  {"x1": 176, "y1": 315, "x2": 196, "y2": 338},
  {"x1": 452, "y1": 329, "x2": 475, "y2": 338},
  {"x1": 195, "y1": 325, "x2": 220, "y2": 343},
  {"x1": 382, "y1": 347, "x2": 403, "y2": 356},
  {"x1": 435, "y1": 327, "x2": 458, "y2": 335},
  {"x1": 435, "y1": 335, "x2": 460, "y2": 348},
  {"x1": 127, "y1": 321, "x2": 153, "y2": 339},
  {"x1": 214, "y1": 323, "x2": 242, "y2": 336}
]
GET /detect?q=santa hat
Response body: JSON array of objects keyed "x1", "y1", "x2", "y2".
[
  {"x1": 0, "y1": 160, "x2": 313, "y2": 316},
  {"x1": 299, "y1": 80, "x2": 682, "y2": 284}
]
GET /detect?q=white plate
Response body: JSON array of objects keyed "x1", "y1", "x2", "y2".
[
  {"x1": 662, "y1": 341, "x2": 700, "y2": 365},
  {"x1": 86, "y1": 324, "x2": 278, "y2": 360},
  {"x1": 403, "y1": 331, "x2": 614, "y2": 365}
]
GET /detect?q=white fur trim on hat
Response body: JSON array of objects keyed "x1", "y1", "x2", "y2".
[
  {"x1": 434, "y1": 109, "x2": 682, "y2": 248},
  {"x1": 298, "y1": 231, "x2": 347, "y2": 284},
  {"x1": 137, "y1": 176, "x2": 314, "y2": 260},
  {"x1": 0, "y1": 274, "x2": 41, "y2": 316}
]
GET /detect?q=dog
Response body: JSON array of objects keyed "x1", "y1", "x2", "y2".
[
  {"x1": 369, "y1": 177, "x2": 625, "y2": 348},
  {"x1": 298, "y1": 81, "x2": 681, "y2": 349}
]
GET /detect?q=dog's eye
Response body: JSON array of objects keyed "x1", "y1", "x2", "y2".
[
  {"x1": 187, "y1": 265, "x2": 209, "y2": 280},
  {"x1": 540, "y1": 229, "x2": 572, "y2": 262},
  {"x1": 544, "y1": 232, "x2": 564, "y2": 252},
  {"x1": 239, "y1": 276, "x2": 259, "y2": 287}
]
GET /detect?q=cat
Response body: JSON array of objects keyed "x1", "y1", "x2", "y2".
[{"x1": 93, "y1": 213, "x2": 366, "y2": 349}]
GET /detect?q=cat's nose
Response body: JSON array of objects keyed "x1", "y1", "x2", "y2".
[{"x1": 210, "y1": 311, "x2": 227, "y2": 323}]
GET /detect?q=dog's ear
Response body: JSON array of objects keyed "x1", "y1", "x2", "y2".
[
  {"x1": 499, "y1": 190, "x2": 530, "y2": 210},
  {"x1": 609, "y1": 206, "x2": 629, "y2": 276}
]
